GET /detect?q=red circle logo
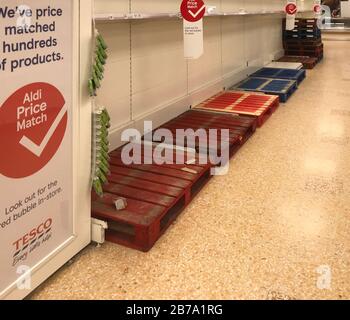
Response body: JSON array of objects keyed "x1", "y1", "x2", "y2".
[
  {"x1": 285, "y1": 3, "x2": 298, "y2": 15},
  {"x1": 181, "y1": 0, "x2": 206, "y2": 22},
  {"x1": 314, "y1": 4, "x2": 321, "y2": 13},
  {"x1": 0, "y1": 83, "x2": 68, "y2": 179}
]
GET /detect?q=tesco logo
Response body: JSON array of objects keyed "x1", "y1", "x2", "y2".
[{"x1": 13, "y1": 218, "x2": 52, "y2": 251}]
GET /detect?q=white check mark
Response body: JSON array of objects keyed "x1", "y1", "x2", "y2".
[
  {"x1": 189, "y1": 5, "x2": 205, "y2": 18},
  {"x1": 19, "y1": 104, "x2": 68, "y2": 157}
]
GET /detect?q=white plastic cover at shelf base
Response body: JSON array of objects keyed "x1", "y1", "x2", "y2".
[{"x1": 266, "y1": 61, "x2": 303, "y2": 70}]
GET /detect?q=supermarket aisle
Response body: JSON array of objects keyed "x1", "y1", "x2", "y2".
[{"x1": 30, "y1": 40, "x2": 350, "y2": 300}]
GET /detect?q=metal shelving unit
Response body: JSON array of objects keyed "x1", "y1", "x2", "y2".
[{"x1": 94, "y1": 10, "x2": 314, "y2": 22}]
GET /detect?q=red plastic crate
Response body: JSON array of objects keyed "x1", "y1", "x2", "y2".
[
  {"x1": 92, "y1": 144, "x2": 212, "y2": 252},
  {"x1": 194, "y1": 91, "x2": 279, "y2": 127}
]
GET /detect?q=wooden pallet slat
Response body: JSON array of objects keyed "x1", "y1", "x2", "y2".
[
  {"x1": 194, "y1": 90, "x2": 279, "y2": 127},
  {"x1": 277, "y1": 55, "x2": 318, "y2": 69},
  {"x1": 283, "y1": 38, "x2": 322, "y2": 46},
  {"x1": 285, "y1": 50, "x2": 323, "y2": 60},
  {"x1": 92, "y1": 143, "x2": 212, "y2": 252},
  {"x1": 146, "y1": 110, "x2": 257, "y2": 159}
]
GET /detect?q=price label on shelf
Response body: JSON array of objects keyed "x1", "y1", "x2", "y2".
[{"x1": 181, "y1": 0, "x2": 206, "y2": 59}]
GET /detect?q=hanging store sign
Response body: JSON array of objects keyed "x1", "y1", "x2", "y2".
[
  {"x1": 285, "y1": 2, "x2": 298, "y2": 15},
  {"x1": 181, "y1": 0, "x2": 205, "y2": 59},
  {"x1": 313, "y1": 4, "x2": 321, "y2": 14},
  {"x1": 285, "y1": 1, "x2": 298, "y2": 31},
  {"x1": 0, "y1": 0, "x2": 74, "y2": 296},
  {"x1": 313, "y1": 0, "x2": 322, "y2": 17}
]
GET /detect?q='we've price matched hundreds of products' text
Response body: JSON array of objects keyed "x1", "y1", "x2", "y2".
[{"x1": 0, "y1": 5, "x2": 64, "y2": 72}]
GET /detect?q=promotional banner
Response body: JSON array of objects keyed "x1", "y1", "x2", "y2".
[
  {"x1": 285, "y1": 1, "x2": 298, "y2": 31},
  {"x1": 0, "y1": 0, "x2": 74, "y2": 294},
  {"x1": 181, "y1": 0, "x2": 205, "y2": 59}
]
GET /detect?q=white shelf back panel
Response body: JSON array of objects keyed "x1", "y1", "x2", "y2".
[
  {"x1": 94, "y1": 0, "x2": 129, "y2": 14},
  {"x1": 245, "y1": 0, "x2": 264, "y2": 11},
  {"x1": 221, "y1": 0, "x2": 246, "y2": 11},
  {"x1": 261, "y1": 15, "x2": 284, "y2": 63},
  {"x1": 245, "y1": 16, "x2": 264, "y2": 67},
  {"x1": 221, "y1": 16, "x2": 246, "y2": 77},
  {"x1": 188, "y1": 18, "x2": 222, "y2": 95},
  {"x1": 132, "y1": 20, "x2": 187, "y2": 120},
  {"x1": 96, "y1": 23, "x2": 131, "y2": 129}
]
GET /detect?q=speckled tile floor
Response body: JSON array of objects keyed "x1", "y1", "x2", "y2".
[{"x1": 29, "y1": 39, "x2": 350, "y2": 300}]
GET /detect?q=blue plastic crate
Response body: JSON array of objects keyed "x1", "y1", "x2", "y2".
[
  {"x1": 232, "y1": 77, "x2": 298, "y2": 103},
  {"x1": 251, "y1": 68, "x2": 306, "y2": 85}
]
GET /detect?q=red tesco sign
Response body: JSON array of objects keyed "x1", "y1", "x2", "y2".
[
  {"x1": 285, "y1": 3, "x2": 298, "y2": 15},
  {"x1": 181, "y1": 0, "x2": 206, "y2": 22}
]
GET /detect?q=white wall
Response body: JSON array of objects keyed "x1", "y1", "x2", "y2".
[{"x1": 94, "y1": 0, "x2": 315, "y2": 149}]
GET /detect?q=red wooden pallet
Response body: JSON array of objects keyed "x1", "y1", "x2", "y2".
[
  {"x1": 145, "y1": 110, "x2": 258, "y2": 160},
  {"x1": 283, "y1": 38, "x2": 322, "y2": 46},
  {"x1": 194, "y1": 91, "x2": 279, "y2": 128},
  {"x1": 284, "y1": 43, "x2": 323, "y2": 56},
  {"x1": 285, "y1": 48, "x2": 323, "y2": 59},
  {"x1": 92, "y1": 144, "x2": 212, "y2": 252},
  {"x1": 277, "y1": 55, "x2": 318, "y2": 69},
  {"x1": 284, "y1": 42, "x2": 323, "y2": 51}
]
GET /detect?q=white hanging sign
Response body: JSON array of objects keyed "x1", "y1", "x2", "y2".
[
  {"x1": 313, "y1": 0, "x2": 322, "y2": 18},
  {"x1": 181, "y1": 0, "x2": 206, "y2": 59},
  {"x1": 285, "y1": 1, "x2": 298, "y2": 31}
]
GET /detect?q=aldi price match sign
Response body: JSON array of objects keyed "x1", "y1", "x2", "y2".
[{"x1": 0, "y1": 1, "x2": 74, "y2": 294}]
